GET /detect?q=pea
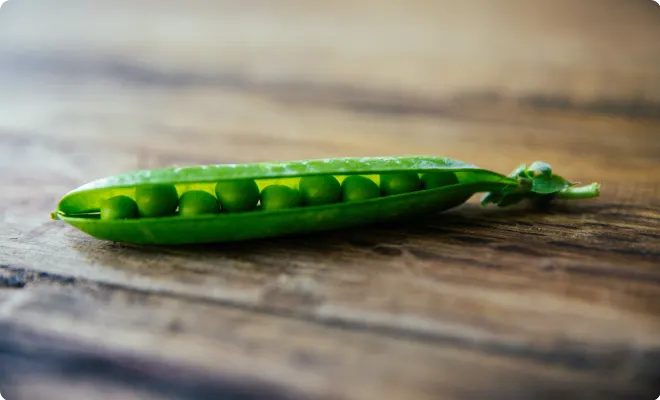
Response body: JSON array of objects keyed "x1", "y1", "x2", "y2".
[
  {"x1": 261, "y1": 185, "x2": 302, "y2": 211},
  {"x1": 136, "y1": 184, "x2": 179, "y2": 217},
  {"x1": 341, "y1": 175, "x2": 380, "y2": 202},
  {"x1": 421, "y1": 172, "x2": 459, "y2": 189},
  {"x1": 178, "y1": 190, "x2": 220, "y2": 216},
  {"x1": 380, "y1": 172, "x2": 421, "y2": 196},
  {"x1": 215, "y1": 179, "x2": 260, "y2": 212},
  {"x1": 100, "y1": 196, "x2": 138, "y2": 220},
  {"x1": 299, "y1": 175, "x2": 341, "y2": 206}
]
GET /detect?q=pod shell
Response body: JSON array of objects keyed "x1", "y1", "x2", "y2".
[{"x1": 52, "y1": 156, "x2": 518, "y2": 245}]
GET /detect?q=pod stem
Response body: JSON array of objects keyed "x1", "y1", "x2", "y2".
[
  {"x1": 481, "y1": 161, "x2": 600, "y2": 208},
  {"x1": 555, "y1": 182, "x2": 601, "y2": 200}
]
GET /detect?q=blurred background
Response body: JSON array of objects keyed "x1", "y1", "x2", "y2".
[{"x1": 1, "y1": 0, "x2": 659, "y2": 178}]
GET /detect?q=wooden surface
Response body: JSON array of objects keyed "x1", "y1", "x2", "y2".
[{"x1": 1, "y1": 1, "x2": 660, "y2": 399}]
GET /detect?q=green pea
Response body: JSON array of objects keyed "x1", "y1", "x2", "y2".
[
  {"x1": 421, "y1": 172, "x2": 459, "y2": 189},
  {"x1": 100, "y1": 196, "x2": 138, "y2": 220},
  {"x1": 136, "y1": 184, "x2": 179, "y2": 217},
  {"x1": 341, "y1": 176, "x2": 380, "y2": 202},
  {"x1": 260, "y1": 185, "x2": 302, "y2": 211},
  {"x1": 215, "y1": 179, "x2": 260, "y2": 212},
  {"x1": 299, "y1": 175, "x2": 341, "y2": 206},
  {"x1": 380, "y1": 172, "x2": 421, "y2": 196},
  {"x1": 178, "y1": 190, "x2": 220, "y2": 216}
]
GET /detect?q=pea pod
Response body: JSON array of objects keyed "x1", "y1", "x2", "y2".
[{"x1": 50, "y1": 156, "x2": 600, "y2": 245}]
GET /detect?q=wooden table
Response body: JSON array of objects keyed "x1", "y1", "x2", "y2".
[{"x1": 1, "y1": 1, "x2": 659, "y2": 399}]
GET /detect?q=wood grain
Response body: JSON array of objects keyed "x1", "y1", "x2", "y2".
[
  {"x1": 1, "y1": 1, "x2": 660, "y2": 399},
  {"x1": 0, "y1": 269, "x2": 657, "y2": 400}
]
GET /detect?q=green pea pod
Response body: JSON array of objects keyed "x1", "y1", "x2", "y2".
[{"x1": 50, "y1": 156, "x2": 600, "y2": 245}]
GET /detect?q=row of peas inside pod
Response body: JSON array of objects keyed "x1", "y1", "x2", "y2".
[{"x1": 99, "y1": 171, "x2": 460, "y2": 220}]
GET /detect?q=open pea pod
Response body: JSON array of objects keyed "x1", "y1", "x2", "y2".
[{"x1": 51, "y1": 156, "x2": 600, "y2": 245}]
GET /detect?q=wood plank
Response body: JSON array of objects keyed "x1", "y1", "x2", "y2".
[
  {"x1": 3, "y1": 154, "x2": 660, "y2": 356},
  {"x1": 0, "y1": 273, "x2": 657, "y2": 400},
  {"x1": 0, "y1": 81, "x2": 658, "y2": 181},
  {"x1": 3, "y1": 195, "x2": 660, "y2": 349}
]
